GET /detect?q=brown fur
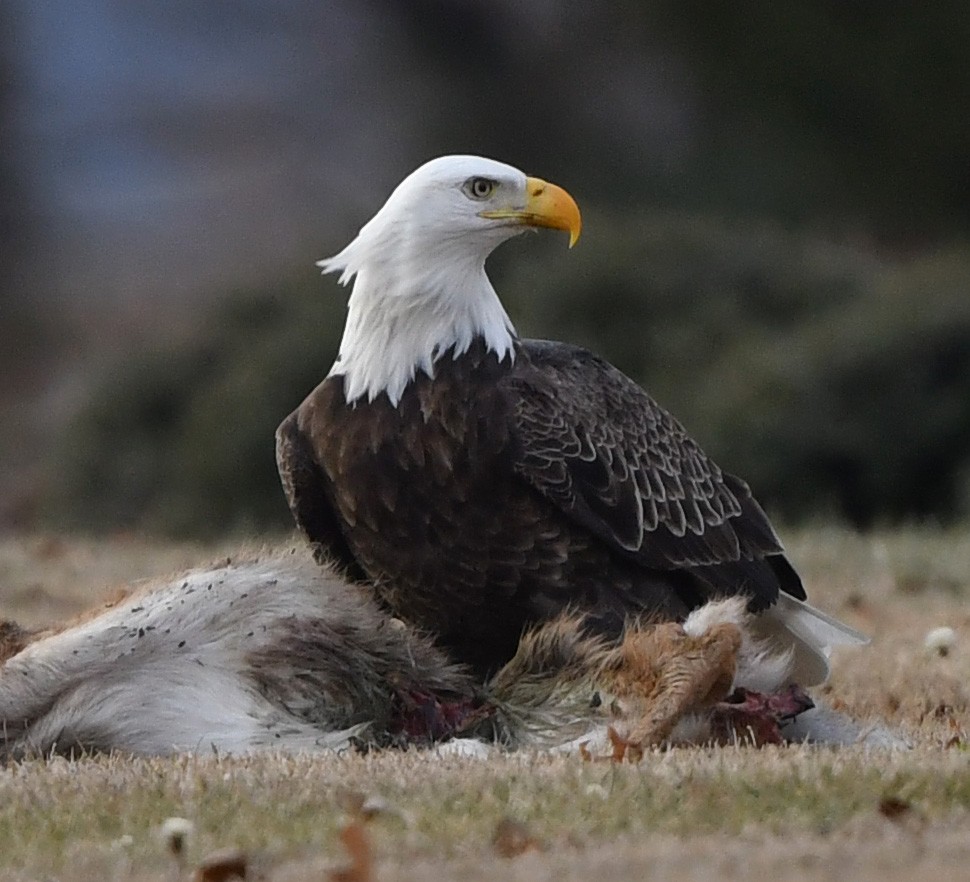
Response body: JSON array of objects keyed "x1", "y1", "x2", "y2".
[
  {"x1": 6, "y1": 548, "x2": 889, "y2": 758},
  {"x1": 607, "y1": 622, "x2": 742, "y2": 746},
  {"x1": 0, "y1": 621, "x2": 36, "y2": 665},
  {"x1": 476, "y1": 614, "x2": 749, "y2": 750},
  {"x1": 0, "y1": 554, "x2": 772, "y2": 757}
]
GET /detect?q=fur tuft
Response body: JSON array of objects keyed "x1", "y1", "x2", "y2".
[{"x1": 683, "y1": 597, "x2": 794, "y2": 694}]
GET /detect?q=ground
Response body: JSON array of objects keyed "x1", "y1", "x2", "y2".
[{"x1": 1, "y1": 525, "x2": 969, "y2": 881}]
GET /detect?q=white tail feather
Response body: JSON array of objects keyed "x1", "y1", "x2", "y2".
[{"x1": 754, "y1": 594, "x2": 869, "y2": 687}]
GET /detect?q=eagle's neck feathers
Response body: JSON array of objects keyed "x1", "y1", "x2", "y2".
[{"x1": 321, "y1": 225, "x2": 517, "y2": 406}]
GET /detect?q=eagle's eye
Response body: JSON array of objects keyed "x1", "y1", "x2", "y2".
[{"x1": 464, "y1": 177, "x2": 496, "y2": 200}]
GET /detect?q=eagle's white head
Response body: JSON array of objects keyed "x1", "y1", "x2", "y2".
[{"x1": 319, "y1": 155, "x2": 581, "y2": 405}]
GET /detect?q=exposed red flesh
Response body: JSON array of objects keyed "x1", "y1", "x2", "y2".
[
  {"x1": 710, "y1": 685, "x2": 815, "y2": 745},
  {"x1": 390, "y1": 689, "x2": 494, "y2": 743}
]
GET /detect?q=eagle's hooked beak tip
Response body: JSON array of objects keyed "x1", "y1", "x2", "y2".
[
  {"x1": 525, "y1": 176, "x2": 582, "y2": 248},
  {"x1": 480, "y1": 176, "x2": 582, "y2": 248}
]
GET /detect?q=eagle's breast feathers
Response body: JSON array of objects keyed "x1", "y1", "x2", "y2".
[{"x1": 276, "y1": 337, "x2": 807, "y2": 673}]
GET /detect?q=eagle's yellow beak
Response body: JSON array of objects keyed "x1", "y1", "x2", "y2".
[{"x1": 480, "y1": 177, "x2": 582, "y2": 247}]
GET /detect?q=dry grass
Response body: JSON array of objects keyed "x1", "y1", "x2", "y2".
[{"x1": 1, "y1": 526, "x2": 970, "y2": 881}]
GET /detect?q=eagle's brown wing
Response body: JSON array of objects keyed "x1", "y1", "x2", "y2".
[
  {"x1": 276, "y1": 408, "x2": 369, "y2": 583},
  {"x1": 504, "y1": 340, "x2": 804, "y2": 611}
]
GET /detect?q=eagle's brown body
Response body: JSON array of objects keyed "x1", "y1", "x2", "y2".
[{"x1": 277, "y1": 338, "x2": 805, "y2": 675}]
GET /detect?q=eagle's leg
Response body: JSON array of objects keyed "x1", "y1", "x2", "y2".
[{"x1": 607, "y1": 621, "x2": 742, "y2": 749}]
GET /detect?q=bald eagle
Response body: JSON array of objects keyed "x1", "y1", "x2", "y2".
[{"x1": 276, "y1": 155, "x2": 865, "y2": 679}]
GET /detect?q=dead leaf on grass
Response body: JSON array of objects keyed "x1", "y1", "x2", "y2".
[
  {"x1": 194, "y1": 847, "x2": 248, "y2": 881},
  {"x1": 878, "y1": 796, "x2": 912, "y2": 820},
  {"x1": 492, "y1": 818, "x2": 543, "y2": 858},
  {"x1": 933, "y1": 702, "x2": 955, "y2": 720},
  {"x1": 944, "y1": 715, "x2": 966, "y2": 748},
  {"x1": 329, "y1": 820, "x2": 372, "y2": 882},
  {"x1": 577, "y1": 728, "x2": 643, "y2": 763},
  {"x1": 877, "y1": 795, "x2": 927, "y2": 833},
  {"x1": 608, "y1": 726, "x2": 643, "y2": 763}
]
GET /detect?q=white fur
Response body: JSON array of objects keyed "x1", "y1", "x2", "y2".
[
  {"x1": 1, "y1": 556, "x2": 896, "y2": 757},
  {"x1": 780, "y1": 705, "x2": 911, "y2": 748},
  {"x1": 319, "y1": 156, "x2": 529, "y2": 405},
  {"x1": 0, "y1": 558, "x2": 366, "y2": 755}
]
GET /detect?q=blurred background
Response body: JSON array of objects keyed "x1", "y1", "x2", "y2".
[{"x1": 2, "y1": 1, "x2": 969, "y2": 538}]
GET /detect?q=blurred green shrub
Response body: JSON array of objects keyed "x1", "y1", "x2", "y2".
[
  {"x1": 45, "y1": 280, "x2": 346, "y2": 536},
  {"x1": 44, "y1": 214, "x2": 970, "y2": 536},
  {"x1": 500, "y1": 214, "x2": 970, "y2": 525}
]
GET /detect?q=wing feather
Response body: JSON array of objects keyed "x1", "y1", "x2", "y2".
[
  {"x1": 506, "y1": 340, "x2": 805, "y2": 607},
  {"x1": 275, "y1": 410, "x2": 368, "y2": 582}
]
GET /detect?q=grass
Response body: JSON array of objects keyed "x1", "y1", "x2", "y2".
[{"x1": 1, "y1": 525, "x2": 970, "y2": 880}]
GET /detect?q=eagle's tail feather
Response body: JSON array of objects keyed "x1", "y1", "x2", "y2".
[{"x1": 753, "y1": 593, "x2": 869, "y2": 687}]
